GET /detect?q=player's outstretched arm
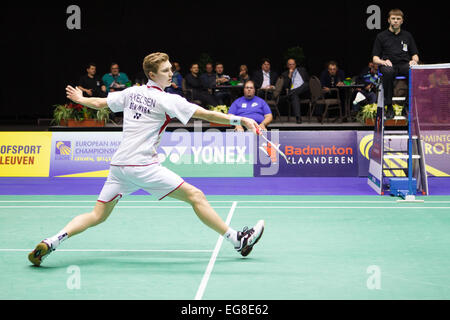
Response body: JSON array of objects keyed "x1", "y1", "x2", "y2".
[
  {"x1": 66, "y1": 85, "x2": 108, "y2": 110},
  {"x1": 192, "y1": 107, "x2": 261, "y2": 134}
]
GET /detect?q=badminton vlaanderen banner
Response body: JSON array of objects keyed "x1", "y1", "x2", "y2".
[
  {"x1": 0, "y1": 132, "x2": 52, "y2": 177},
  {"x1": 254, "y1": 131, "x2": 358, "y2": 177},
  {"x1": 49, "y1": 131, "x2": 254, "y2": 178}
]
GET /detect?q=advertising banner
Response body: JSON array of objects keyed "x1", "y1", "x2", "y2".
[
  {"x1": 357, "y1": 131, "x2": 450, "y2": 177},
  {"x1": 419, "y1": 130, "x2": 450, "y2": 177},
  {"x1": 254, "y1": 131, "x2": 358, "y2": 177},
  {"x1": 0, "y1": 132, "x2": 52, "y2": 177},
  {"x1": 50, "y1": 132, "x2": 122, "y2": 177},
  {"x1": 157, "y1": 130, "x2": 254, "y2": 177},
  {"x1": 49, "y1": 131, "x2": 254, "y2": 177}
]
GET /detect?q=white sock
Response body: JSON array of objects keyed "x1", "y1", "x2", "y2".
[
  {"x1": 45, "y1": 229, "x2": 69, "y2": 249},
  {"x1": 223, "y1": 228, "x2": 240, "y2": 248}
]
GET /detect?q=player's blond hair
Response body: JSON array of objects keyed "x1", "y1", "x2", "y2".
[{"x1": 143, "y1": 52, "x2": 169, "y2": 79}]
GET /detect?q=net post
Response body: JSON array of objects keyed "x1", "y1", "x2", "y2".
[
  {"x1": 408, "y1": 67, "x2": 414, "y2": 196},
  {"x1": 397, "y1": 66, "x2": 424, "y2": 203}
]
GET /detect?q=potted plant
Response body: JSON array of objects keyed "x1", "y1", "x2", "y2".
[
  {"x1": 208, "y1": 105, "x2": 231, "y2": 127},
  {"x1": 52, "y1": 104, "x2": 74, "y2": 126},
  {"x1": 52, "y1": 103, "x2": 110, "y2": 127},
  {"x1": 356, "y1": 104, "x2": 406, "y2": 126}
]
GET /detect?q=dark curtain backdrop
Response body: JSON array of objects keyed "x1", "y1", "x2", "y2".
[{"x1": 1, "y1": 1, "x2": 449, "y2": 118}]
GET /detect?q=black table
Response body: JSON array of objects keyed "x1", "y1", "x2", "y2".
[
  {"x1": 337, "y1": 84, "x2": 365, "y2": 121},
  {"x1": 213, "y1": 85, "x2": 244, "y2": 104}
]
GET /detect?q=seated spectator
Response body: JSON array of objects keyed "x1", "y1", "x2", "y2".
[
  {"x1": 353, "y1": 61, "x2": 379, "y2": 112},
  {"x1": 214, "y1": 62, "x2": 231, "y2": 105},
  {"x1": 166, "y1": 61, "x2": 183, "y2": 96},
  {"x1": 281, "y1": 58, "x2": 310, "y2": 124},
  {"x1": 200, "y1": 62, "x2": 216, "y2": 94},
  {"x1": 102, "y1": 63, "x2": 130, "y2": 92},
  {"x1": 320, "y1": 61, "x2": 346, "y2": 94},
  {"x1": 238, "y1": 65, "x2": 250, "y2": 83},
  {"x1": 185, "y1": 63, "x2": 218, "y2": 108},
  {"x1": 252, "y1": 58, "x2": 279, "y2": 93},
  {"x1": 228, "y1": 80, "x2": 273, "y2": 132},
  {"x1": 320, "y1": 61, "x2": 347, "y2": 117},
  {"x1": 78, "y1": 63, "x2": 106, "y2": 98}
]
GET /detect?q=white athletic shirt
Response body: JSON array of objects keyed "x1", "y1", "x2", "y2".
[{"x1": 107, "y1": 79, "x2": 200, "y2": 166}]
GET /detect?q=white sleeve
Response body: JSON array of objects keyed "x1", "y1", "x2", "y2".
[
  {"x1": 106, "y1": 91, "x2": 126, "y2": 112},
  {"x1": 161, "y1": 94, "x2": 200, "y2": 125}
]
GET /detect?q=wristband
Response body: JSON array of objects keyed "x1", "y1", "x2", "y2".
[{"x1": 230, "y1": 115, "x2": 242, "y2": 126}]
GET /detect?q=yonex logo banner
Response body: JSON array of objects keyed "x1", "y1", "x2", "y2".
[{"x1": 156, "y1": 131, "x2": 254, "y2": 177}]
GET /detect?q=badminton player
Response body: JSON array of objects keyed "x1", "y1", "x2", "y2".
[{"x1": 28, "y1": 52, "x2": 265, "y2": 266}]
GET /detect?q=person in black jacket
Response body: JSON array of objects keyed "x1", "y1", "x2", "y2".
[
  {"x1": 184, "y1": 63, "x2": 218, "y2": 108},
  {"x1": 78, "y1": 63, "x2": 107, "y2": 98},
  {"x1": 281, "y1": 58, "x2": 310, "y2": 123},
  {"x1": 372, "y1": 8, "x2": 419, "y2": 118},
  {"x1": 252, "y1": 58, "x2": 278, "y2": 89}
]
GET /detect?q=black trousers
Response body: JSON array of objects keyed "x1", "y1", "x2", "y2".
[
  {"x1": 288, "y1": 83, "x2": 310, "y2": 117},
  {"x1": 193, "y1": 90, "x2": 218, "y2": 107},
  {"x1": 379, "y1": 63, "x2": 410, "y2": 105}
]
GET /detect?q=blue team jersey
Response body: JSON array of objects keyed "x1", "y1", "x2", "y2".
[{"x1": 228, "y1": 96, "x2": 272, "y2": 124}]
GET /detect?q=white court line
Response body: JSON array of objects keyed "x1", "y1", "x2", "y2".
[
  {"x1": 195, "y1": 201, "x2": 237, "y2": 300},
  {"x1": 0, "y1": 206, "x2": 230, "y2": 209},
  {"x1": 237, "y1": 206, "x2": 450, "y2": 209},
  {"x1": 0, "y1": 200, "x2": 449, "y2": 203},
  {"x1": 0, "y1": 206, "x2": 448, "y2": 209},
  {"x1": 0, "y1": 249, "x2": 212, "y2": 253}
]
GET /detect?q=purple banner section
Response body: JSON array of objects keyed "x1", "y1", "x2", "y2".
[
  {"x1": 1, "y1": 177, "x2": 449, "y2": 196},
  {"x1": 420, "y1": 130, "x2": 450, "y2": 176},
  {"x1": 254, "y1": 131, "x2": 358, "y2": 177},
  {"x1": 49, "y1": 131, "x2": 254, "y2": 177},
  {"x1": 50, "y1": 132, "x2": 122, "y2": 177},
  {"x1": 371, "y1": 107, "x2": 384, "y2": 165}
]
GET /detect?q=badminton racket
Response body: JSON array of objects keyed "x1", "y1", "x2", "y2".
[{"x1": 256, "y1": 128, "x2": 292, "y2": 164}]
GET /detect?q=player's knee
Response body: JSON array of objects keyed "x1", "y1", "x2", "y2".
[
  {"x1": 188, "y1": 187, "x2": 207, "y2": 205},
  {"x1": 89, "y1": 211, "x2": 106, "y2": 225},
  {"x1": 91, "y1": 202, "x2": 114, "y2": 225}
]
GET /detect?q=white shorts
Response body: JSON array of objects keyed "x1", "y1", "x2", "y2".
[{"x1": 98, "y1": 164, "x2": 184, "y2": 203}]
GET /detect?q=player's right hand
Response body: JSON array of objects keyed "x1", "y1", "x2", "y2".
[
  {"x1": 242, "y1": 117, "x2": 262, "y2": 135},
  {"x1": 66, "y1": 85, "x2": 83, "y2": 103}
]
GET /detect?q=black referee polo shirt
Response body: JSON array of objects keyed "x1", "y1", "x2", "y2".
[{"x1": 372, "y1": 29, "x2": 419, "y2": 65}]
